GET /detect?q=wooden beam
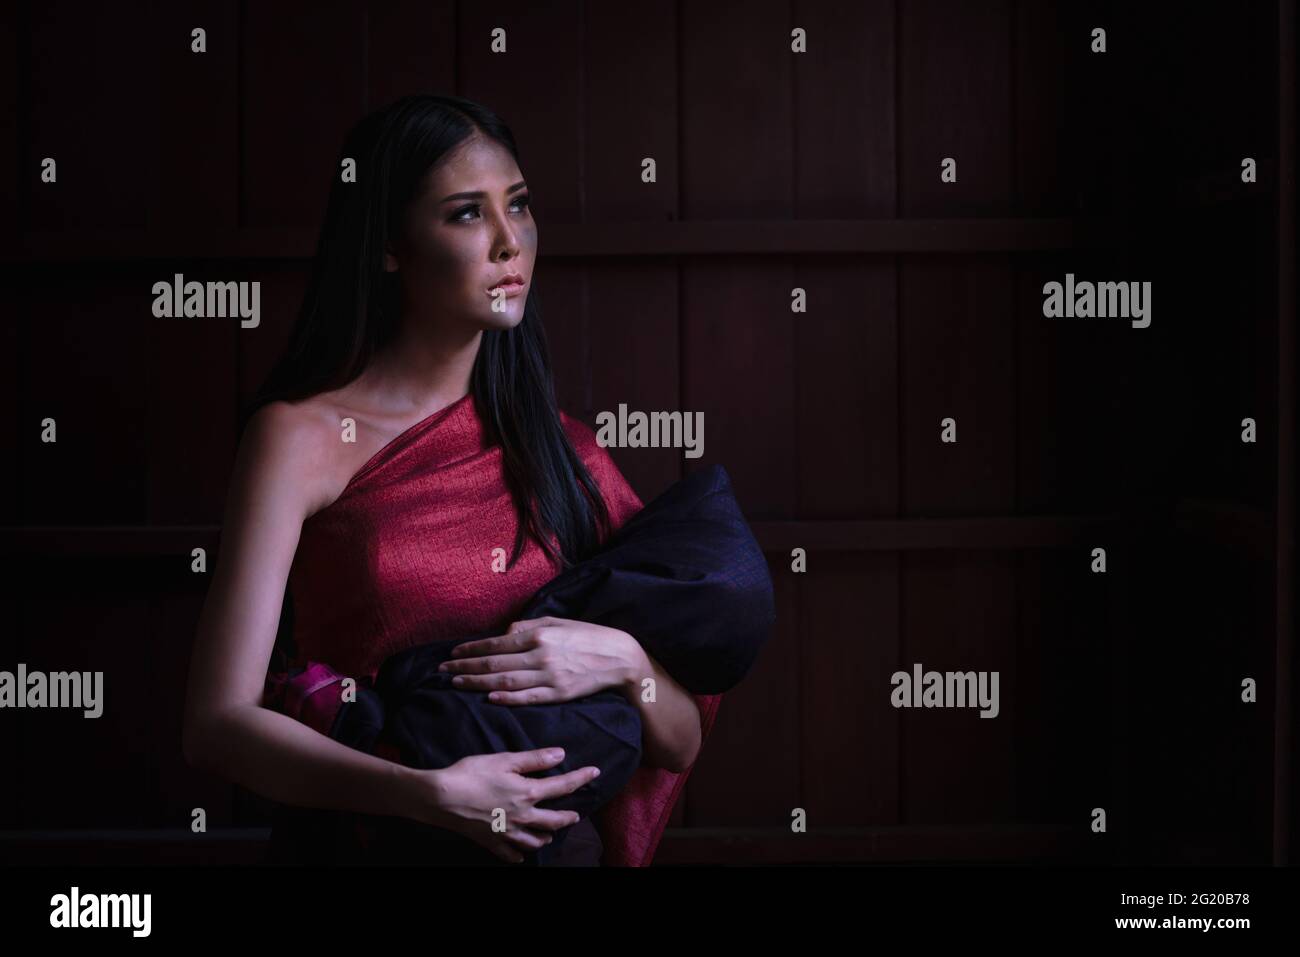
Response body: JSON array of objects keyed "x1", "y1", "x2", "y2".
[
  {"x1": 0, "y1": 217, "x2": 1122, "y2": 264},
  {"x1": 1274, "y1": 0, "x2": 1296, "y2": 869},
  {"x1": 0, "y1": 502, "x2": 1271, "y2": 557}
]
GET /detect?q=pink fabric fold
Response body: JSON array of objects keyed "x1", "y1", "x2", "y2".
[{"x1": 263, "y1": 662, "x2": 346, "y2": 737}]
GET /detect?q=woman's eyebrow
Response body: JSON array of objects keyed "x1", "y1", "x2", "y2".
[{"x1": 440, "y1": 180, "x2": 528, "y2": 203}]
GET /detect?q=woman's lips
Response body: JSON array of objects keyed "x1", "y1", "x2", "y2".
[{"x1": 487, "y1": 281, "x2": 526, "y2": 298}]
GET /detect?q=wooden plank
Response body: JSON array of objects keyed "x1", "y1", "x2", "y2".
[
  {"x1": 534, "y1": 262, "x2": 587, "y2": 416},
  {"x1": 154, "y1": 590, "x2": 233, "y2": 828},
  {"x1": 148, "y1": 1, "x2": 239, "y2": 230},
  {"x1": 678, "y1": 0, "x2": 797, "y2": 826},
  {"x1": 16, "y1": 583, "x2": 155, "y2": 826},
  {"x1": 0, "y1": 828, "x2": 265, "y2": 866},
  {"x1": 1059, "y1": 0, "x2": 1126, "y2": 215},
  {"x1": 0, "y1": 824, "x2": 1093, "y2": 865},
  {"x1": 1013, "y1": 0, "x2": 1069, "y2": 216},
  {"x1": 585, "y1": 0, "x2": 679, "y2": 498},
  {"x1": 0, "y1": 274, "x2": 16, "y2": 525},
  {"x1": 3, "y1": 217, "x2": 1108, "y2": 262},
  {"x1": 236, "y1": 267, "x2": 308, "y2": 413},
  {"x1": 653, "y1": 824, "x2": 1091, "y2": 864},
  {"x1": 794, "y1": 259, "x2": 896, "y2": 519},
  {"x1": 754, "y1": 513, "x2": 1160, "y2": 551},
  {"x1": 680, "y1": 252, "x2": 797, "y2": 512},
  {"x1": 780, "y1": 0, "x2": 898, "y2": 831},
  {"x1": 19, "y1": 270, "x2": 150, "y2": 522},
  {"x1": 0, "y1": 527, "x2": 222, "y2": 556},
  {"x1": 899, "y1": 0, "x2": 1016, "y2": 829},
  {"x1": 801, "y1": 553, "x2": 900, "y2": 826},
  {"x1": 1119, "y1": 535, "x2": 1273, "y2": 863},
  {"x1": 457, "y1": 1, "x2": 583, "y2": 220},
  {"x1": 794, "y1": 0, "x2": 896, "y2": 218},
  {"x1": 0, "y1": 0, "x2": 16, "y2": 240},
  {"x1": 13, "y1": 506, "x2": 1266, "y2": 557},
  {"x1": 1275, "y1": 0, "x2": 1296, "y2": 867},
  {"x1": 900, "y1": 0, "x2": 1011, "y2": 217},
  {"x1": 146, "y1": 269, "x2": 239, "y2": 522},
  {"x1": 689, "y1": 564, "x2": 800, "y2": 826},
  {"x1": 1119, "y1": 1, "x2": 1278, "y2": 203},
  {"x1": 365, "y1": 0, "x2": 456, "y2": 111},
  {"x1": 901, "y1": 257, "x2": 1015, "y2": 513},
  {"x1": 5, "y1": 502, "x2": 1272, "y2": 559},
  {"x1": 1016, "y1": 252, "x2": 1120, "y2": 513},
  {"x1": 23, "y1": 1, "x2": 151, "y2": 229},
  {"x1": 0, "y1": 506, "x2": 13, "y2": 828},
  {"x1": 584, "y1": 262, "x2": 681, "y2": 499},
  {"x1": 241, "y1": 0, "x2": 365, "y2": 232},
  {"x1": 1014, "y1": 549, "x2": 1113, "y2": 831},
  {"x1": 900, "y1": 552, "x2": 1017, "y2": 825}
]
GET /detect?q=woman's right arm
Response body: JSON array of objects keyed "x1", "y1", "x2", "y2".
[
  {"x1": 181, "y1": 402, "x2": 597, "y2": 861},
  {"x1": 181, "y1": 401, "x2": 419, "y2": 818}
]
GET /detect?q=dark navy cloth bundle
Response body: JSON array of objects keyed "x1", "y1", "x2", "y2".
[
  {"x1": 272, "y1": 464, "x2": 775, "y2": 865},
  {"x1": 522, "y1": 463, "x2": 774, "y2": 696}
]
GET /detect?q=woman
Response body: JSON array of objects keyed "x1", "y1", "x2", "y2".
[{"x1": 182, "y1": 94, "x2": 703, "y2": 865}]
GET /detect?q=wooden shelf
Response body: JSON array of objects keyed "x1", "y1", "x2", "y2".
[
  {"x1": 0, "y1": 525, "x2": 220, "y2": 557},
  {"x1": 654, "y1": 825, "x2": 1093, "y2": 864},
  {"x1": 0, "y1": 825, "x2": 1090, "y2": 865},
  {"x1": 0, "y1": 500, "x2": 1272, "y2": 558},
  {"x1": 0, "y1": 217, "x2": 1124, "y2": 264},
  {"x1": 752, "y1": 512, "x2": 1159, "y2": 551}
]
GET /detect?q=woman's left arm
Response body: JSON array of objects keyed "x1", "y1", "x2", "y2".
[
  {"x1": 438, "y1": 616, "x2": 703, "y2": 773},
  {"x1": 616, "y1": 640, "x2": 703, "y2": 774}
]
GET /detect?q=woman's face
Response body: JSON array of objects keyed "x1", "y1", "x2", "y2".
[{"x1": 385, "y1": 134, "x2": 537, "y2": 333}]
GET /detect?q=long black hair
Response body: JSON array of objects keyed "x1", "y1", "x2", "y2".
[{"x1": 243, "y1": 93, "x2": 611, "y2": 571}]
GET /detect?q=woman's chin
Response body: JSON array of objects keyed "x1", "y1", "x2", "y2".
[{"x1": 476, "y1": 308, "x2": 525, "y2": 332}]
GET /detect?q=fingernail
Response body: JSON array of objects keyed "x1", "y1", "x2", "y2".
[
  {"x1": 550, "y1": 749, "x2": 564, "y2": 759},
  {"x1": 591, "y1": 767, "x2": 601, "y2": 777}
]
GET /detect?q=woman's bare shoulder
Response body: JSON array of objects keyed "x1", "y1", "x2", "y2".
[{"x1": 238, "y1": 397, "x2": 350, "y2": 520}]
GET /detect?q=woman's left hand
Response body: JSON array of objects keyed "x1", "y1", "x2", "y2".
[{"x1": 437, "y1": 616, "x2": 646, "y2": 705}]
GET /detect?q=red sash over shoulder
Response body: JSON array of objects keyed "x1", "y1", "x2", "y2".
[{"x1": 276, "y1": 392, "x2": 720, "y2": 867}]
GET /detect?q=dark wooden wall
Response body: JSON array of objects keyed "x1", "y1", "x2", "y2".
[{"x1": 0, "y1": 0, "x2": 1291, "y2": 866}]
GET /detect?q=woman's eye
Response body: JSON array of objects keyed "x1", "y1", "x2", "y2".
[{"x1": 451, "y1": 194, "x2": 531, "y2": 223}]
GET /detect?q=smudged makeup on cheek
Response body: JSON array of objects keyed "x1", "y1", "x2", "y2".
[
  {"x1": 444, "y1": 213, "x2": 538, "y2": 318},
  {"x1": 517, "y1": 218, "x2": 539, "y2": 263}
]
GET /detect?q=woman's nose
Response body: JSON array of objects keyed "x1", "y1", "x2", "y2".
[{"x1": 490, "y1": 208, "x2": 519, "y2": 255}]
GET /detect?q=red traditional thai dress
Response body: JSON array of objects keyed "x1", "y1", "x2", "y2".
[{"x1": 280, "y1": 391, "x2": 721, "y2": 866}]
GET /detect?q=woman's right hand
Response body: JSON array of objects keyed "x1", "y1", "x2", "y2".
[{"x1": 404, "y1": 748, "x2": 602, "y2": 863}]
